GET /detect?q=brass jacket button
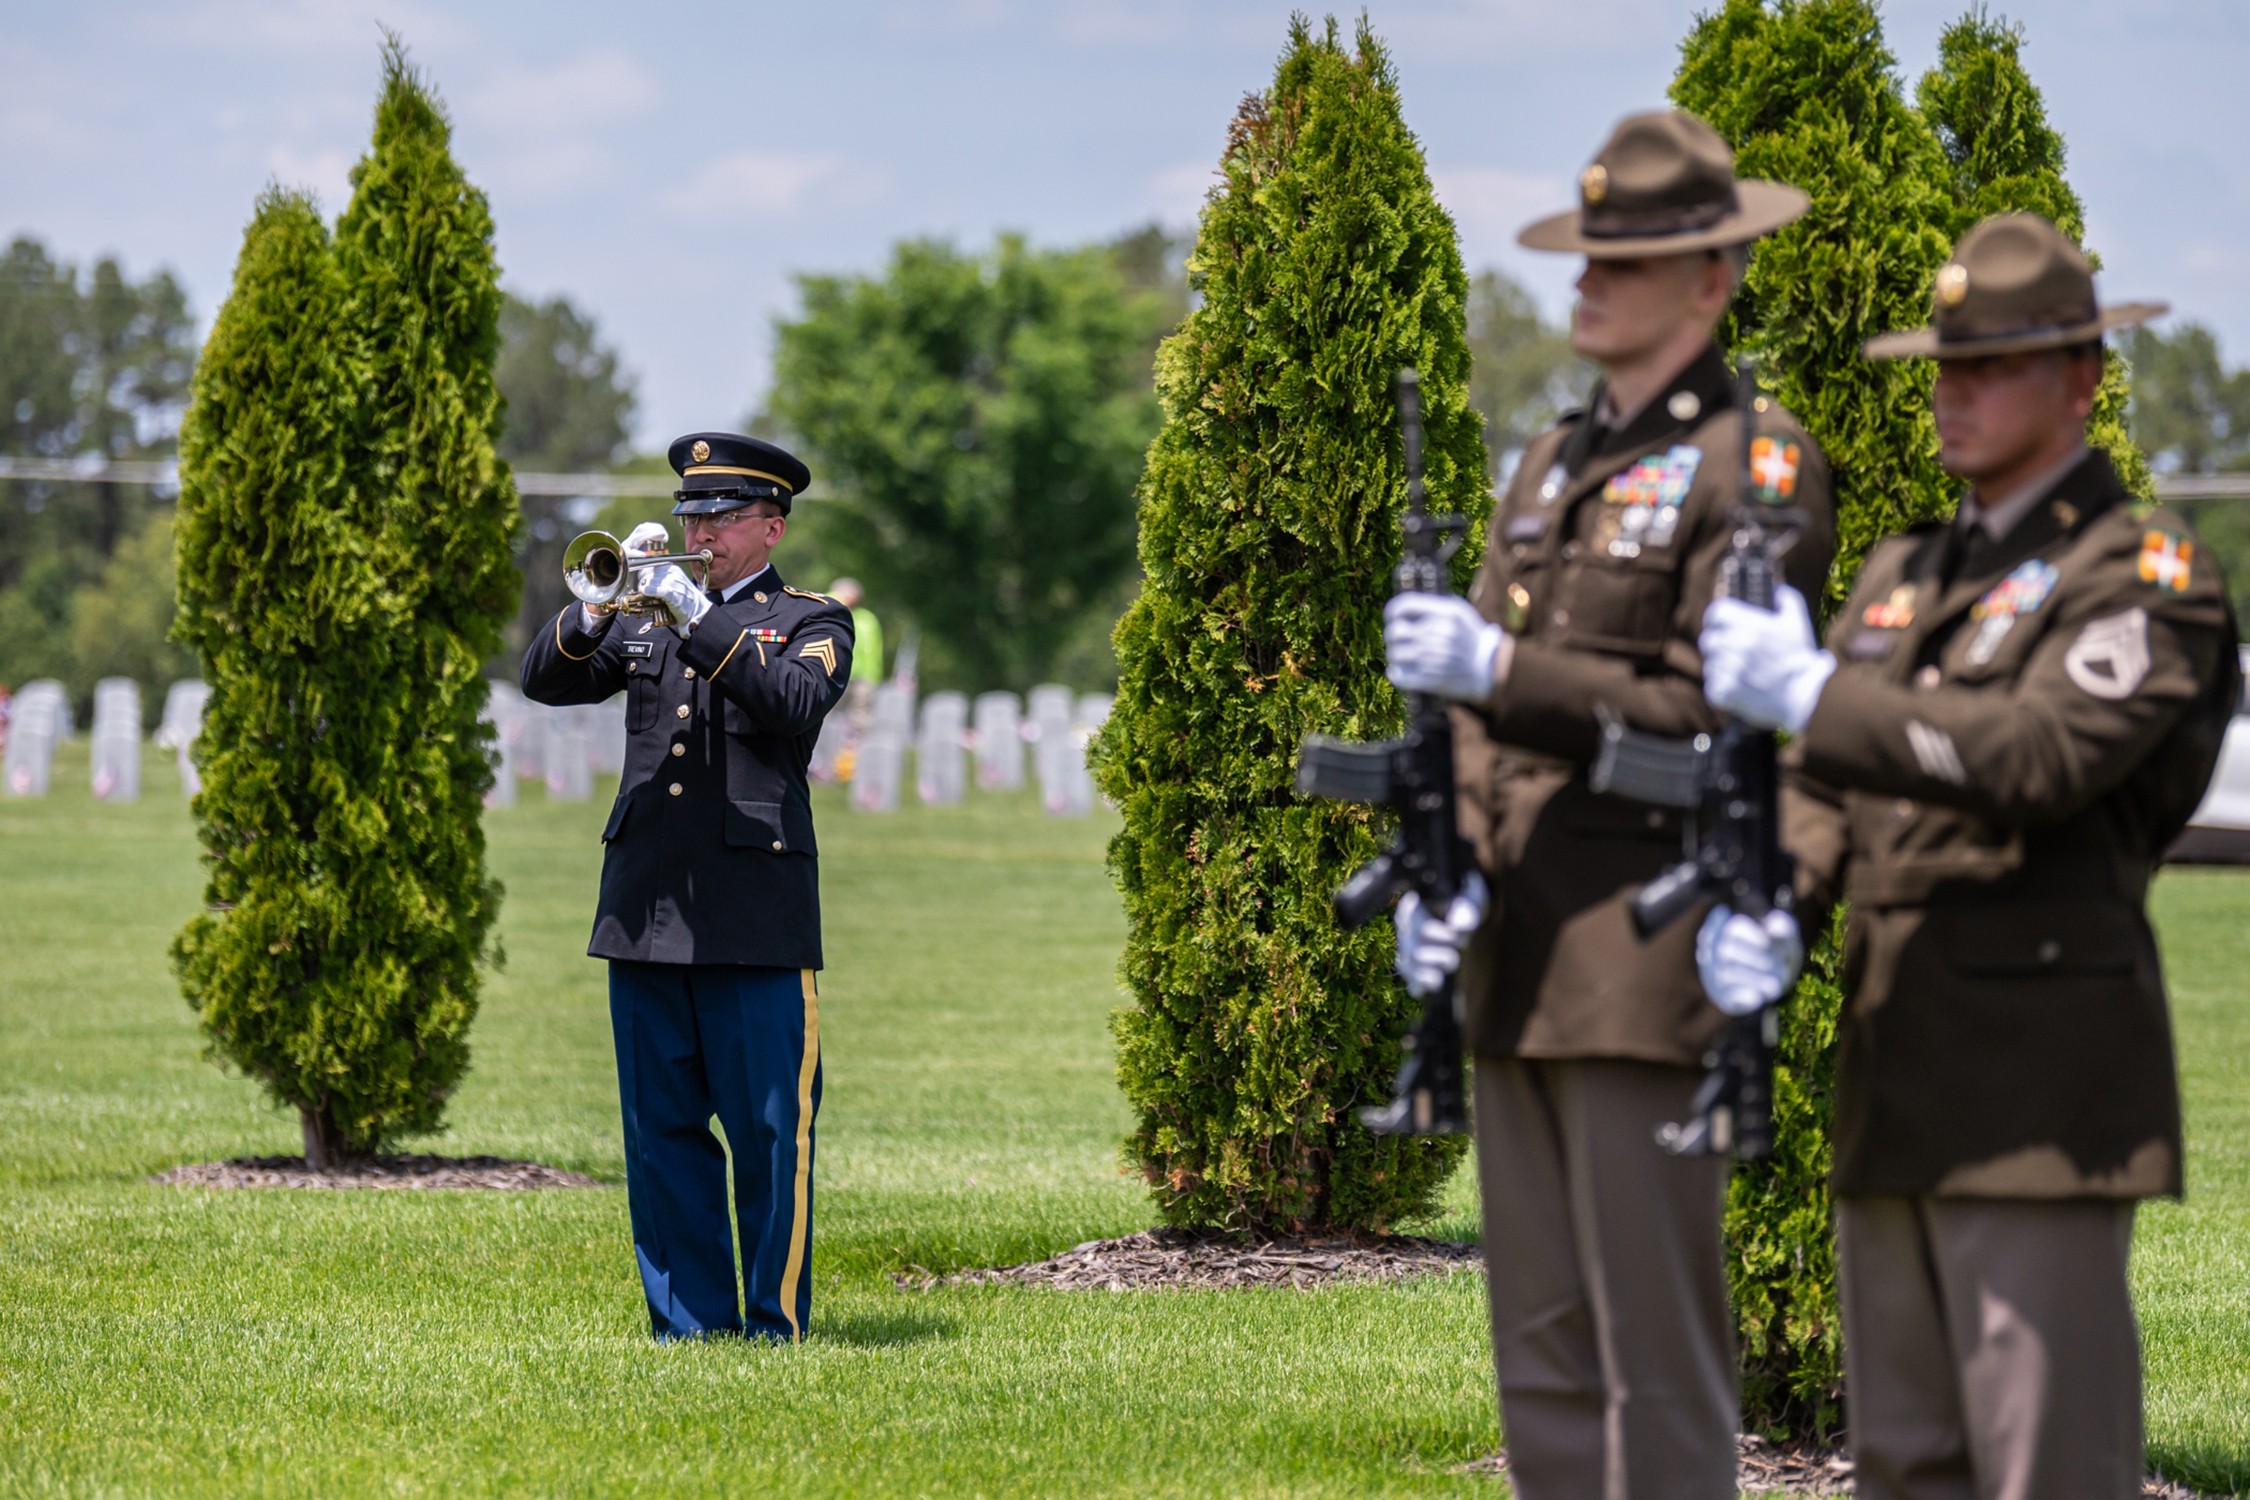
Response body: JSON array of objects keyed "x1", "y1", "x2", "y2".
[
  {"x1": 670, "y1": 743, "x2": 685, "y2": 757},
  {"x1": 675, "y1": 703, "x2": 690, "y2": 719},
  {"x1": 771, "y1": 840, "x2": 784, "y2": 851},
  {"x1": 683, "y1": 667, "x2": 696, "y2": 680},
  {"x1": 668, "y1": 783, "x2": 683, "y2": 796}
]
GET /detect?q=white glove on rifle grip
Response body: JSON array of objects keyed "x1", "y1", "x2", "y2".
[
  {"x1": 1394, "y1": 871, "x2": 1491, "y2": 999},
  {"x1": 1695, "y1": 906, "x2": 1804, "y2": 1017},
  {"x1": 1384, "y1": 593, "x2": 1507, "y2": 703},
  {"x1": 1700, "y1": 584, "x2": 1836, "y2": 735},
  {"x1": 641, "y1": 562, "x2": 711, "y2": 636}
]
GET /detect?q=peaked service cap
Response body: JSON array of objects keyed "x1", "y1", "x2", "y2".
[{"x1": 667, "y1": 432, "x2": 811, "y2": 516}]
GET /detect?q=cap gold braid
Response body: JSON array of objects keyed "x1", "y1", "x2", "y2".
[{"x1": 683, "y1": 465, "x2": 794, "y2": 492}]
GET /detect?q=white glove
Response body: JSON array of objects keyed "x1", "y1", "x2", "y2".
[
  {"x1": 1695, "y1": 906, "x2": 1804, "y2": 1016},
  {"x1": 1394, "y1": 871, "x2": 1490, "y2": 998},
  {"x1": 623, "y1": 521, "x2": 671, "y2": 557},
  {"x1": 1700, "y1": 584, "x2": 1836, "y2": 734},
  {"x1": 1385, "y1": 593, "x2": 1507, "y2": 702},
  {"x1": 641, "y1": 561, "x2": 711, "y2": 636}
]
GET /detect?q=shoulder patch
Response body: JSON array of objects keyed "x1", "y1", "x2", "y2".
[
  {"x1": 784, "y1": 586, "x2": 839, "y2": 604},
  {"x1": 2063, "y1": 607, "x2": 2151, "y2": 700},
  {"x1": 2137, "y1": 529, "x2": 2194, "y2": 593},
  {"x1": 1749, "y1": 435, "x2": 1801, "y2": 502}
]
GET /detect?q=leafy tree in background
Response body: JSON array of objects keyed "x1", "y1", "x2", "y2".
[
  {"x1": 173, "y1": 41, "x2": 515, "y2": 1169},
  {"x1": 1465, "y1": 267, "x2": 1588, "y2": 482},
  {"x1": 0, "y1": 237, "x2": 196, "y2": 703},
  {"x1": 494, "y1": 291, "x2": 638, "y2": 660},
  {"x1": 1096, "y1": 16, "x2": 1485, "y2": 1233},
  {"x1": 2125, "y1": 323, "x2": 2250, "y2": 475},
  {"x1": 769, "y1": 234, "x2": 1164, "y2": 693}
]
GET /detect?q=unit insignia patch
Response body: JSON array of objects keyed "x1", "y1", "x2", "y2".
[
  {"x1": 1750, "y1": 436, "x2": 1801, "y2": 502},
  {"x1": 2138, "y1": 530, "x2": 2193, "y2": 593}
]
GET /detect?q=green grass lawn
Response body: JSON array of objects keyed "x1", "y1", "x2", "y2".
[{"x1": 0, "y1": 741, "x2": 2243, "y2": 1497}]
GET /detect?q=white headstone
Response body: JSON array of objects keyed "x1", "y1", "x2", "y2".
[
  {"x1": 155, "y1": 679, "x2": 210, "y2": 795},
  {"x1": 3, "y1": 680, "x2": 67, "y2": 798},
  {"x1": 915, "y1": 691, "x2": 968, "y2": 806},
  {"x1": 973, "y1": 691, "x2": 1024, "y2": 790},
  {"x1": 1060, "y1": 693, "x2": 1111, "y2": 815},
  {"x1": 810, "y1": 708, "x2": 851, "y2": 784},
  {"x1": 1028, "y1": 684, "x2": 1076, "y2": 814},
  {"x1": 482, "y1": 681, "x2": 522, "y2": 808},
  {"x1": 852, "y1": 729, "x2": 904, "y2": 813},
  {"x1": 872, "y1": 682, "x2": 916, "y2": 739},
  {"x1": 90, "y1": 678, "x2": 143, "y2": 802},
  {"x1": 542, "y1": 706, "x2": 592, "y2": 802}
]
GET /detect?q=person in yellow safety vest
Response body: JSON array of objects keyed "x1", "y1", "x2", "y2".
[{"x1": 828, "y1": 578, "x2": 883, "y2": 727}]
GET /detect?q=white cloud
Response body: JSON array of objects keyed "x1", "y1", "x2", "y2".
[
  {"x1": 660, "y1": 151, "x2": 889, "y2": 220},
  {"x1": 464, "y1": 48, "x2": 659, "y2": 135}
]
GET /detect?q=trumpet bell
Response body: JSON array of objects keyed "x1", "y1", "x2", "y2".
[{"x1": 563, "y1": 531, "x2": 629, "y2": 607}]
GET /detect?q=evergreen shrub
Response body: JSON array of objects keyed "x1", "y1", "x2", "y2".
[
  {"x1": 171, "y1": 42, "x2": 517, "y2": 1168},
  {"x1": 1096, "y1": 17, "x2": 1487, "y2": 1233},
  {"x1": 1676, "y1": 0, "x2": 2157, "y2": 1436}
]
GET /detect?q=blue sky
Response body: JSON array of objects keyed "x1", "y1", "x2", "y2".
[{"x1": 5, "y1": 0, "x2": 2245, "y2": 452}]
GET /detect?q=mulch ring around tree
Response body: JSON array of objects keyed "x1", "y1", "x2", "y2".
[
  {"x1": 152, "y1": 1155, "x2": 605, "y2": 1191},
  {"x1": 894, "y1": 1227, "x2": 1482, "y2": 1292},
  {"x1": 1463, "y1": 1440, "x2": 2221, "y2": 1497}
]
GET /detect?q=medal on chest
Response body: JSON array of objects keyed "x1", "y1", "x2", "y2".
[
  {"x1": 1962, "y1": 559, "x2": 2060, "y2": 667},
  {"x1": 1599, "y1": 445, "x2": 1701, "y2": 557}
]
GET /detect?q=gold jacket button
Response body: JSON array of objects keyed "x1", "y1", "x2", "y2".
[
  {"x1": 1551, "y1": 608, "x2": 1570, "y2": 628},
  {"x1": 669, "y1": 783, "x2": 683, "y2": 796},
  {"x1": 682, "y1": 667, "x2": 696, "y2": 680},
  {"x1": 1896, "y1": 798, "x2": 1914, "y2": 818},
  {"x1": 675, "y1": 703, "x2": 690, "y2": 719},
  {"x1": 628, "y1": 662, "x2": 638, "y2": 673},
  {"x1": 670, "y1": 743, "x2": 684, "y2": 757},
  {"x1": 1915, "y1": 665, "x2": 1942, "y2": 690},
  {"x1": 770, "y1": 839, "x2": 784, "y2": 851},
  {"x1": 754, "y1": 591, "x2": 769, "y2": 603}
]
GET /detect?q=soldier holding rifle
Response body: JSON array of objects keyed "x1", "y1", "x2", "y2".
[
  {"x1": 522, "y1": 432, "x2": 853, "y2": 1344},
  {"x1": 1699, "y1": 214, "x2": 2236, "y2": 1499},
  {"x1": 1382, "y1": 112, "x2": 1834, "y2": 1498}
]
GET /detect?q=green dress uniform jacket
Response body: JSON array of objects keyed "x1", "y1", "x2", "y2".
[
  {"x1": 519, "y1": 569, "x2": 854, "y2": 968},
  {"x1": 1785, "y1": 449, "x2": 2237, "y2": 1199},
  {"x1": 1453, "y1": 344, "x2": 1838, "y2": 1064}
]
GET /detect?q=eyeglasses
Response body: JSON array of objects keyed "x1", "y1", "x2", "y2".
[{"x1": 683, "y1": 509, "x2": 777, "y2": 533}]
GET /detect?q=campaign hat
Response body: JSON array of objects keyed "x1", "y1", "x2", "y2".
[
  {"x1": 667, "y1": 432, "x2": 811, "y2": 516},
  {"x1": 1517, "y1": 110, "x2": 1808, "y2": 258},
  {"x1": 1865, "y1": 213, "x2": 2166, "y2": 360}
]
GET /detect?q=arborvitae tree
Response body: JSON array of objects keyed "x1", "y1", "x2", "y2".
[
  {"x1": 172, "y1": 43, "x2": 516, "y2": 1168},
  {"x1": 1916, "y1": 11, "x2": 2152, "y2": 497},
  {"x1": 1675, "y1": 0, "x2": 1958, "y2": 1437},
  {"x1": 1096, "y1": 17, "x2": 1487, "y2": 1233},
  {"x1": 1677, "y1": 1, "x2": 2159, "y2": 1437}
]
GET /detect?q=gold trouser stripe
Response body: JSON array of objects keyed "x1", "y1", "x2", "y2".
[
  {"x1": 777, "y1": 969, "x2": 820, "y2": 1342},
  {"x1": 554, "y1": 610, "x2": 598, "y2": 661},
  {"x1": 710, "y1": 628, "x2": 747, "y2": 677}
]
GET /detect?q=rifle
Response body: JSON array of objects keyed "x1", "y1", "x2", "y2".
[
  {"x1": 1294, "y1": 368, "x2": 1474, "y2": 1136},
  {"x1": 1588, "y1": 360, "x2": 1804, "y2": 1160}
]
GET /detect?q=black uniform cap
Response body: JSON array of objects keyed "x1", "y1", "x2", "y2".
[{"x1": 667, "y1": 432, "x2": 812, "y2": 516}]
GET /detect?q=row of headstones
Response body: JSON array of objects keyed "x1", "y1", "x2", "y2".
[
  {"x1": 3, "y1": 678, "x2": 207, "y2": 801},
  {"x1": 829, "y1": 686, "x2": 1111, "y2": 816},
  {"x1": 481, "y1": 682, "x2": 626, "y2": 806}
]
